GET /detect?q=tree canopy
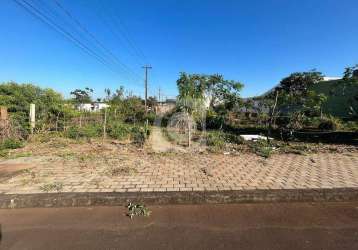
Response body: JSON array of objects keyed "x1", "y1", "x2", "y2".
[
  {"x1": 70, "y1": 87, "x2": 93, "y2": 104},
  {"x1": 278, "y1": 70, "x2": 324, "y2": 95},
  {"x1": 176, "y1": 72, "x2": 244, "y2": 111}
]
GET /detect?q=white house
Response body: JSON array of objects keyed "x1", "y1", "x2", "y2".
[
  {"x1": 77, "y1": 102, "x2": 110, "y2": 112},
  {"x1": 323, "y1": 76, "x2": 341, "y2": 81},
  {"x1": 93, "y1": 102, "x2": 110, "y2": 111}
]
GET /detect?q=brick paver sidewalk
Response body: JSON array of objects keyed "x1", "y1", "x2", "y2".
[{"x1": 0, "y1": 148, "x2": 357, "y2": 194}]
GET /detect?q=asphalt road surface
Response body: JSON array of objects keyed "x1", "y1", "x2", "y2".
[{"x1": 1, "y1": 202, "x2": 358, "y2": 250}]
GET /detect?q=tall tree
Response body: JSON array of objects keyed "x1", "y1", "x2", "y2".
[
  {"x1": 176, "y1": 73, "x2": 243, "y2": 146},
  {"x1": 70, "y1": 87, "x2": 93, "y2": 104},
  {"x1": 278, "y1": 70, "x2": 324, "y2": 96}
]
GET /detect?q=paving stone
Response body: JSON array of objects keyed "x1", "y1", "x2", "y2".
[{"x1": 1, "y1": 152, "x2": 358, "y2": 195}]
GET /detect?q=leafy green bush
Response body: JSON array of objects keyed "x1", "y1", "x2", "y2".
[
  {"x1": 342, "y1": 121, "x2": 358, "y2": 132},
  {"x1": 249, "y1": 139, "x2": 274, "y2": 158},
  {"x1": 144, "y1": 112, "x2": 156, "y2": 125},
  {"x1": 318, "y1": 120, "x2": 336, "y2": 131},
  {"x1": 318, "y1": 116, "x2": 341, "y2": 131},
  {"x1": 130, "y1": 126, "x2": 147, "y2": 146},
  {"x1": 0, "y1": 82, "x2": 65, "y2": 137},
  {"x1": 65, "y1": 124, "x2": 102, "y2": 139},
  {"x1": 0, "y1": 138, "x2": 24, "y2": 150},
  {"x1": 224, "y1": 133, "x2": 244, "y2": 144},
  {"x1": 205, "y1": 111, "x2": 224, "y2": 130},
  {"x1": 206, "y1": 131, "x2": 226, "y2": 150},
  {"x1": 107, "y1": 122, "x2": 131, "y2": 140},
  {"x1": 205, "y1": 131, "x2": 243, "y2": 151}
]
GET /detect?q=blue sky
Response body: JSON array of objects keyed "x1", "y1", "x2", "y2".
[{"x1": 0, "y1": 0, "x2": 357, "y2": 99}]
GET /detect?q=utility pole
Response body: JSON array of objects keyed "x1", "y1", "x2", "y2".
[
  {"x1": 158, "y1": 87, "x2": 161, "y2": 103},
  {"x1": 142, "y1": 65, "x2": 152, "y2": 113}
]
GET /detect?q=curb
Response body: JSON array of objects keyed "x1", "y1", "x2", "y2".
[
  {"x1": 1, "y1": 188, "x2": 358, "y2": 209},
  {"x1": 0, "y1": 188, "x2": 358, "y2": 209}
]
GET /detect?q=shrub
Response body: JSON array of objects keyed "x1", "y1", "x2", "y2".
[
  {"x1": 318, "y1": 116, "x2": 341, "y2": 131},
  {"x1": 0, "y1": 138, "x2": 23, "y2": 150},
  {"x1": 342, "y1": 121, "x2": 358, "y2": 132},
  {"x1": 65, "y1": 124, "x2": 102, "y2": 139},
  {"x1": 130, "y1": 126, "x2": 147, "y2": 146},
  {"x1": 107, "y1": 122, "x2": 131, "y2": 140},
  {"x1": 206, "y1": 131, "x2": 226, "y2": 150},
  {"x1": 224, "y1": 133, "x2": 244, "y2": 144},
  {"x1": 249, "y1": 139, "x2": 274, "y2": 158},
  {"x1": 65, "y1": 127, "x2": 81, "y2": 139},
  {"x1": 205, "y1": 111, "x2": 224, "y2": 130},
  {"x1": 318, "y1": 120, "x2": 336, "y2": 131},
  {"x1": 205, "y1": 131, "x2": 243, "y2": 151},
  {"x1": 143, "y1": 112, "x2": 156, "y2": 125}
]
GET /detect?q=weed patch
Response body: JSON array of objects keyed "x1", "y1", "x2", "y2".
[
  {"x1": 249, "y1": 139, "x2": 275, "y2": 158},
  {"x1": 126, "y1": 203, "x2": 151, "y2": 219},
  {"x1": 205, "y1": 131, "x2": 244, "y2": 152},
  {"x1": 40, "y1": 182, "x2": 63, "y2": 192},
  {"x1": 0, "y1": 138, "x2": 24, "y2": 150},
  {"x1": 0, "y1": 150, "x2": 9, "y2": 158},
  {"x1": 105, "y1": 166, "x2": 138, "y2": 176}
]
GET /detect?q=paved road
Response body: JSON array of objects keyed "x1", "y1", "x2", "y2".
[{"x1": 1, "y1": 202, "x2": 358, "y2": 250}]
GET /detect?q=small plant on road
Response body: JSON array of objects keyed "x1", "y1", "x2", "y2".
[{"x1": 127, "y1": 203, "x2": 151, "y2": 219}]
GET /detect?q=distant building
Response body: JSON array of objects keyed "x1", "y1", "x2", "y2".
[
  {"x1": 155, "y1": 98, "x2": 176, "y2": 114},
  {"x1": 77, "y1": 102, "x2": 110, "y2": 112},
  {"x1": 323, "y1": 76, "x2": 341, "y2": 81}
]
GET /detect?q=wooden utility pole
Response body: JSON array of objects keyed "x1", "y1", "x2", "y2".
[{"x1": 142, "y1": 65, "x2": 152, "y2": 114}]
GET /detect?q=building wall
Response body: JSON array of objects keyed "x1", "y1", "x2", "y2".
[{"x1": 77, "y1": 103, "x2": 110, "y2": 112}]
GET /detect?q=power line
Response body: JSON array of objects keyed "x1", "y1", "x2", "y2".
[
  {"x1": 95, "y1": 0, "x2": 148, "y2": 66},
  {"x1": 51, "y1": 0, "x2": 143, "y2": 82},
  {"x1": 13, "y1": 0, "x2": 143, "y2": 86},
  {"x1": 13, "y1": 0, "x2": 123, "y2": 76},
  {"x1": 111, "y1": 11, "x2": 148, "y2": 63}
]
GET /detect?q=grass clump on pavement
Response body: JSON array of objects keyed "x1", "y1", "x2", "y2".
[
  {"x1": 40, "y1": 182, "x2": 63, "y2": 192},
  {"x1": 106, "y1": 166, "x2": 138, "y2": 176}
]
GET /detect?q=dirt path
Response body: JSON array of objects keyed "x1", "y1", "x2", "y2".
[
  {"x1": 148, "y1": 117, "x2": 185, "y2": 153},
  {"x1": 149, "y1": 126, "x2": 186, "y2": 153}
]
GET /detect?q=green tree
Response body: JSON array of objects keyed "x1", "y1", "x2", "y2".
[
  {"x1": 303, "y1": 91, "x2": 327, "y2": 117},
  {"x1": 0, "y1": 82, "x2": 65, "y2": 136},
  {"x1": 176, "y1": 73, "x2": 243, "y2": 146},
  {"x1": 278, "y1": 70, "x2": 324, "y2": 96},
  {"x1": 343, "y1": 64, "x2": 358, "y2": 80},
  {"x1": 70, "y1": 87, "x2": 93, "y2": 104}
]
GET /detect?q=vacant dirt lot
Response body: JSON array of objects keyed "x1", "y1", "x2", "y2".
[{"x1": 0, "y1": 136, "x2": 357, "y2": 194}]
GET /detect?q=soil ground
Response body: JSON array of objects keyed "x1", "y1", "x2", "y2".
[
  {"x1": 1, "y1": 202, "x2": 358, "y2": 250},
  {"x1": 148, "y1": 126, "x2": 184, "y2": 153}
]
